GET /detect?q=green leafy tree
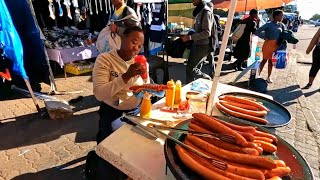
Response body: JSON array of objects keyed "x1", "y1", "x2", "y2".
[{"x1": 310, "y1": 14, "x2": 320, "y2": 21}]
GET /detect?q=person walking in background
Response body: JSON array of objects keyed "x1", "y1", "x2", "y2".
[
  {"x1": 303, "y1": 28, "x2": 320, "y2": 89},
  {"x1": 292, "y1": 15, "x2": 301, "y2": 32},
  {"x1": 255, "y1": 9, "x2": 286, "y2": 83},
  {"x1": 181, "y1": 0, "x2": 216, "y2": 83},
  {"x1": 233, "y1": 9, "x2": 258, "y2": 71}
]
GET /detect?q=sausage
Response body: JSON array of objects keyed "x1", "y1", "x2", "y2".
[
  {"x1": 189, "y1": 122, "x2": 212, "y2": 134},
  {"x1": 198, "y1": 135, "x2": 258, "y2": 155},
  {"x1": 224, "y1": 95, "x2": 269, "y2": 111},
  {"x1": 254, "y1": 136, "x2": 274, "y2": 143},
  {"x1": 267, "y1": 176, "x2": 282, "y2": 180},
  {"x1": 175, "y1": 145, "x2": 231, "y2": 180},
  {"x1": 240, "y1": 97, "x2": 258, "y2": 102},
  {"x1": 216, "y1": 101, "x2": 268, "y2": 125},
  {"x1": 220, "y1": 101, "x2": 268, "y2": 117},
  {"x1": 220, "y1": 100, "x2": 260, "y2": 111},
  {"x1": 192, "y1": 113, "x2": 248, "y2": 146},
  {"x1": 190, "y1": 123, "x2": 258, "y2": 155},
  {"x1": 254, "y1": 140, "x2": 277, "y2": 153},
  {"x1": 254, "y1": 130, "x2": 278, "y2": 143},
  {"x1": 187, "y1": 135, "x2": 277, "y2": 169},
  {"x1": 214, "y1": 118, "x2": 257, "y2": 133},
  {"x1": 184, "y1": 147, "x2": 257, "y2": 180},
  {"x1": 274, "y1": 160, "x2": 286, "y2": 167},
  {"x1": 185, "y1": 140, "x2": 266, "y2": 180},
  {"x1": 265, "y1": 166, "x2": 291, "y2": 178},
  {"x1": 237, "y1": 131, "x2": 255, "y2": 142},
  {"x1": 129, "y1": 84, "x2": 170, "y2": 92},
  {"x1": 254, "y1": 145, "x2": 264, "y2": 155}
]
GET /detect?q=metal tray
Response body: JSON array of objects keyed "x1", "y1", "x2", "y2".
[
  {"x1": 164, "y1": 119, "x2": 314, "y2": 180},
  {"x1": 217, "y1": 92, "x2": 292, "y2": 128}
]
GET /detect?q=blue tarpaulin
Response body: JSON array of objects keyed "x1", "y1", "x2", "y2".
[{"x1": 0, "y1": 0, "x2": 27, "y2": 79}]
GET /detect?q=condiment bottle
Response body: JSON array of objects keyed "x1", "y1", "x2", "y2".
[
  {"x1": 174, "y1": 80, "x2": 182, "y2": 104},
  {"x1": 134, "y1": 55, "x2": 148, "y2": 81},
  {"x1": 140, "y1": 92, "x2": 151, "y2": 118},
  {"x1": 165, "y1": 80, "x2": 176, "y2": 108}
]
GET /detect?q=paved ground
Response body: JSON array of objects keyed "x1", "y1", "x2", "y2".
[
  {"x1": 1, "y1": 25, "x2": 320, "y2": 179},
  {"x1": 295, "y1": 25, "x2": 320, "y2": 127}
]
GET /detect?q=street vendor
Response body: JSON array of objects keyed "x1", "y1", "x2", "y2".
[
  {"x1": 93, "y1": 26, "x2": 146, "y2": 144},
  {"x1": 109, "y1": 0, "x2": 140, "y2": 37}
]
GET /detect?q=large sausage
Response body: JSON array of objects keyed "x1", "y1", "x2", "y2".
[
  {"x1": 175, "y1": 145, "x2": 231, "y2": 180},
  {"x1": 265, "y1": 167, "x2": 291, "y2": 178},
  {"x1": 185, "y1": 140, "x2": 266, "y2": 180},
  {"x1": 254, "y1": 130, "x2": 278, "y2": 143},
  {"x1": 190, "y1": 123, "x2": 258, "y2": 155},
  {"x1": 129, "y1": 84, "x2": 170, "y2": 92},
  {"x1": 254, "y1": 136, "x2": 274, "y2": 143},
  {"x1": 187, "y1": 135, "x2": 277, "y2": 169},
  {"x1": 214, "y1": 118, "x2": 257, "y2": 133},
  {"x1": 216, "y1": 101, "x2": 268, "y2": 125},
  {"x1": 220, "y1": 101, "x2": 268, "y2": 117},
  {"x1": 223, "y1": 95, "x2": 269, "y2": 111},
  {"x1": 237, "y1": 131, "x2": 255, "y2": 142},
  {"x1": 220, "y1": 100, "x2": 260, "y2": 111},
  {"x1": 254, "y1": 140, "x2": 277, "y2": 153},
  {"x1": 185, "y1": 148, "x2": 258, "y2": 180},
  {"x1": 192, "y1": 113, "x2": 248, "y2": 146}
]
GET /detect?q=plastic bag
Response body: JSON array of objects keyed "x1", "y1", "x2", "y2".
[
  {"x1": 96, "y1": 26, "x2": 121, "y2": 53},
  {"x1": 271, "y1": 50, "x2": 288, "y2": 69},
  {"x1": 0, "y1": 1, "x2": 27, "y2": 79}
]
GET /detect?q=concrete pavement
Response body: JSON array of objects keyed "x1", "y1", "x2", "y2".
[{"x1": 1, "y1": 25, "x2": 320, "y2": 179}]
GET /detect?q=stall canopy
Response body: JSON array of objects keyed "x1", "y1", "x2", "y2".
[
  {"x1": 169, "y1": 0, "x2": 229, "y2": 4},
  {"x1": 214, "y1": 0, "x2": 294, "y2": 12}
]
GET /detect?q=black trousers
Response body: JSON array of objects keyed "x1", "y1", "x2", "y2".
[
  {"x1": 186, "y1": 44, "x2": 214, "y2": 83},
  {"x1": 309, "y1": 45, "x2": 320, "y2": 77},
  {"x1": 96, "y1": 102, "x2": 140, "y2": 144}
]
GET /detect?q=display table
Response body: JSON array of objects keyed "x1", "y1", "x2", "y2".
[
  {"x1": 96, "y1": 78, "x2": 273, "y2": 180},
  {"x1": 47, "y1": 46, "x2": 100, "y2": 78}
]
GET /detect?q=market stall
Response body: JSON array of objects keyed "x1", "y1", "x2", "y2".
[{"x1": 94, "y1": 78, "x2": 312, "y2": 180}]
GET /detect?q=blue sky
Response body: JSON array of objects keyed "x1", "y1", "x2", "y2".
[{"x1": 289, "y1": 0, "x2": 320, "y2": 19}]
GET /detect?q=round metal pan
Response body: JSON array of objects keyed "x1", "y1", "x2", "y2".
[
  {"x1": 218, "y1": 92, "x2": 292, "y2": 128},
  {"x1": 164, "y1": 119, "x2": 314, "y2": 180}
]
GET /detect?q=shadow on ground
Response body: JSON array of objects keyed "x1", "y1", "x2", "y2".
[
  {"x1": 0, "y1": 102, "x2": 99, "y2": 151},
  {"x1": 267, "y1": 85, "x2": 302, "y2": 107},
  {"x1": 12, "y1": 157, "x2": 87, "y2": 180}
]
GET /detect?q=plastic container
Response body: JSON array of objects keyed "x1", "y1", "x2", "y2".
[
  {"x1": 165, "y1": 80, "x2": 176, "y2": 108},
  {"x1": 140, "y1": 92, "x2": 151, "y2": 118},
  {"x1": 134, "y1": 55, "x2": 148, "y2": 80},
  {"x1": 174, "y1": 80, "x2": 182, "y2": 105}
]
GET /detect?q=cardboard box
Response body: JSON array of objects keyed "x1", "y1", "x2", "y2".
[{"x1": 65, "y1": 61, "x2": 94, "y2": 75}]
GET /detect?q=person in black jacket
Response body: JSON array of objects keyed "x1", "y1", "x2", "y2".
[{"x1": 233, "y1": 9, "x2": 258, "y2": 71}]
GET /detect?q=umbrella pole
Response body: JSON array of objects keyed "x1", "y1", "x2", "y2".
[
  {"x1": 24, "y1": 79, "x2": 42, "y2": 113},
  {"x1": 205, "y1": 0, "x2": 238, "y2": 115}
]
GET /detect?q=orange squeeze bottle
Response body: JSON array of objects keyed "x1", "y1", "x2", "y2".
[{"x1": 165, "y1": 80, "x2": 176, "y2": 108}]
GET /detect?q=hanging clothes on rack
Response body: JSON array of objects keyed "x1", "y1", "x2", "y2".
[
  {"x1": 148, "y1": 2, "x2": 165, "y2": 55},
  {"x1": 63, "y1": 0, "x2": 72, "y2": 19}
]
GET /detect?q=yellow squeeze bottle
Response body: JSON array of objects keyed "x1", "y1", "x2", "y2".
[
  {"x1": 165, "y1": 80, "x2": 176, "y2": 108},
  {"x1": 174, "y1": 80, "x2": 182, "y2": 105},
  {"x1": 140, "y1": 92, "x2": 152, "y2": 118}
]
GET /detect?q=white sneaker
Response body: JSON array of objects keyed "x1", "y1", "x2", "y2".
[{"x1": 267, "y1": 78, "x2": 273, "y2": 83}]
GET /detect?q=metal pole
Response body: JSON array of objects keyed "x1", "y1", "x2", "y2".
[
  {"x1": 27, "y1": 0, "x2": 58, "y2": 91},
  {"x1": 24, "y1": 79, "x2": 41, "y2": 113},
  {"x1": 205, "y1": 0, "x2": 238, "y2": 115}
]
